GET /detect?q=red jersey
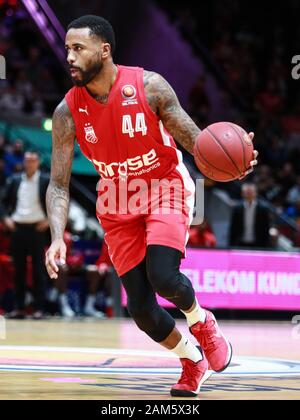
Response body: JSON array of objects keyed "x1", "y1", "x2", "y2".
[
  {"x1": 65, "y1": 65, "x2": 183, "y2": 184},
  {"x1": 65, "y1": 65, "x2": 195, "y2": 276}
]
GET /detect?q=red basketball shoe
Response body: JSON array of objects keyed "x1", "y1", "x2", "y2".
[
  {"x1": 170, "y1": 350, "x2": 212, "y2": 397},
  {"x1": 190, "y1": 310, "x2": 232, "y2": 372}
]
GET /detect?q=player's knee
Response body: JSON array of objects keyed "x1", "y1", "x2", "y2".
[
  {"x1": 147, "y1": 267, "x2": 195, "y2": 310},
  {"x1": 127, "y1": 299, "x2": 175, "y2": 342},
  {"x1": 147, "y1": 266, "x2": 180, "y2": 299},
  {"x1": 127, "y1": 300, "x2": 157, "y2": 333}
]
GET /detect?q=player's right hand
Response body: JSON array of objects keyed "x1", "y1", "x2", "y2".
[{"x1": 45, "y1": 239, "x2": 67, "y2": 279}]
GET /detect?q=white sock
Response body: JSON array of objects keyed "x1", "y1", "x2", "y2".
[
  {"x1": 105, "y1": 297, "x2": 113, "y2": 307},
  {"x1": 59, "y1": 294, "x2": 69, "y2": 306},
  {"x1": 171, "y1": 335, "x2": 202, "y2": 363},
  {"x1": 48, "y1": 287, "x2": 59, "y2": 302},
  {"x1": 85, "y1": 294, "x2": 96, "y2": 310},
  {"x1": 181, "y1": 298, "x2": 206, "y2": 327}
]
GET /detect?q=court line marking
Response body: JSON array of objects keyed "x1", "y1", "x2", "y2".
[
  {"x1": 1, "y1": 366, "x2": 300, "y2": 377},
  {"x1": 0, "y1": 345, "x2": 174, "y2": 358},
  {"x1": 1, "y1": 345, "x2": 300, "y2": 376},
  {"x1": 1, "y1": 345, "x2": 300, "y2": 365}
]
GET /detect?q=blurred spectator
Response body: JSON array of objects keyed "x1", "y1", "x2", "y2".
[
  {"x1": 287, "y1": 147, "x2": 300, "y2": 174},
  {"x1": 229, "y1": 183, "x2": 270, "y2": 248},
  {"x1": 29, "y1": 89, "x2": 45, "y2": 117},
  {"x1": 85, "y1": 240, "x2": 114, "y2": 318},
  {"x1": 255, "y1": 80, "x2": 284, "y2": 116},
  {"x1": 25, "y1": 46, "x2": 44, "y2": 84},
  {"x1": 0, "y1": 86, "x2": 25, "y2": 114},
  {"x1": 189, "y1": 75, "x2": 211, "y2": 125},
  {"x1": 263, "y1": 135, "x2": 287, "y2": 169},
  {"x1": 15, "y1": 69, "x2": 34, "y2": 98},
  {"x1": 253, "y1": 165, "x2": 279, "y2": 199},
  {"x1": 0, "y1": 135, "x2": 6, "y2": 159},
  {"x1": 276, "y1": 162, "x2": 296, "y2": 197},
  {"x1": 284, "y1": 199, "x2": 300, "y2": 226},
  {"x1": 188, "y1": 220, "x2": 216, "y2": 248},
  {"x1": 281, "y1": 103, "x2": 300, "y2": 136},
  {"x1": 52, "y1": 232, "x2": 113, "y2": 318},
  {"x1": 286, "y1": 176, "x2": 300, "y2": 205},
  {"x1": 36, "y1": 68, "x2": 57, "y2": 96},
  {"x1": 159, "y1": 0, "x2": 300, "y2": 241},
  {"x1": 0, "y1": 151, "x2": 49, "y2": 319},
  {"x1": 4, "y1": 139, "x2": 24, "y2": 177},
  {"x1": 0, "y1": 221, "x2": 13, "y2": 314},
  {"x1": 0, "y1": 12, "x2": 64, "y2": 117},
  {"x1": 0, "y1": 158, "x2": 5, "y2": 193}
]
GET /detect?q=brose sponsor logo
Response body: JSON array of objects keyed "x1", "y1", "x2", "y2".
[{"x1": 92, "y1": 149, "x2": 159, "y2": 179}]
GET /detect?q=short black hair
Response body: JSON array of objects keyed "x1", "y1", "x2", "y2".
[{"x1": 67, "y1": 15, "x2": 116, "y2": 54}]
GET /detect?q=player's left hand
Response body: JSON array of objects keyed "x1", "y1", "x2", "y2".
[{"x1": 239, "y1": 132, "x2": 258, "y2": 180}]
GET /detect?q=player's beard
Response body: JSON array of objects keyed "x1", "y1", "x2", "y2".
[{"x1": 71, "y1": 61, "x2": 103, "y2": 87}]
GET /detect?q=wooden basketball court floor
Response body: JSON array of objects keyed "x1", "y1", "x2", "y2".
[{"x1": 0, "y1": 317, "x2": 299, "y2": 400}]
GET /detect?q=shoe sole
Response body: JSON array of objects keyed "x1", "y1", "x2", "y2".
[{"x1": 170, "y1": 368, "x2": 213, "y2": 398}]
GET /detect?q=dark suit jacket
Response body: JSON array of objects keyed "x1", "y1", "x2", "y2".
[
  {"x1": 0, "y1": 172, "x2": 50, "y2": 219},
  {"x1": 229, "y1": 201, "x2": 270, "y2": 248}
]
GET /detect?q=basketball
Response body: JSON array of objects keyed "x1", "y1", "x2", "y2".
[{"x1": 193, "y1": 122, "x2": 254, "y2": 182}]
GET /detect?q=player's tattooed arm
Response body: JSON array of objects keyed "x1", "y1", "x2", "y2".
[
  {"x1": 46, "y1": 98, "x2": 75, "y2": 241},
  {"x1": 144, "y1": 71, "x2": 258, "y2": 176},
  {"x1": 144, "y1": 71, "x2": 200, "y2": 155}
]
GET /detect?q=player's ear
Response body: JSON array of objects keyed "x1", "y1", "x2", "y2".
[{"x1": 101, "y1": 43, "x2": 111, "y2": 59}]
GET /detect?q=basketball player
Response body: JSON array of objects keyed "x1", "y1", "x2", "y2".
[{"x1": 45, "y1": 15, "x2": 258, "y2": 397}]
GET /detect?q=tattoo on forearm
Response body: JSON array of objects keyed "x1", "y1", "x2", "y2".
[
  {"x1": 46, "y1": 98, "x2": 75, "y2": 240},
  {"x1": 46, "y1": 182, "x2": 70, "y2": 240},
  {"x1": 144, "y1": 71, "x2": 200, "y2": 155}
]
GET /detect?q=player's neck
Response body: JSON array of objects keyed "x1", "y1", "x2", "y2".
[{"x1": 85, "y1": 61, "x2": 118, "y2": 100}]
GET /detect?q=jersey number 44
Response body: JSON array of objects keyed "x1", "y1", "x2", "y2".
[{"x1": 122, "y1": 113, "x2": 147, "y2": 138}]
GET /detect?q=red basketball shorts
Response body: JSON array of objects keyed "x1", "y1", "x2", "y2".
[{"x1": 97, "y1": 166, "x2": 195, "y2": 277}]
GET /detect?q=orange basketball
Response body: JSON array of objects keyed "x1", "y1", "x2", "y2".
[{"x1": 193, "y1": 122, "x2": 254, "y2": 182}]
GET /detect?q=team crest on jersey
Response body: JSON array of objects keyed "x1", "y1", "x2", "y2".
[
  {"x1": 84, "y1": 123, "x2": 98, "y2": 144},
  {"x1": 121, "y1": 85, "x2": 138, "y2": 106}
]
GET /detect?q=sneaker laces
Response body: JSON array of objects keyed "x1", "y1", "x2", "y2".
[
  {"x1": 200, "y1": 333, "x2": 217, "y2": 354},
  {"x1": 197, "y1": 320, "x2": 218, "y2": 353}
]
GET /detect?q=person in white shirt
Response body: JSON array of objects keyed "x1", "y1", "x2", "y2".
[
  {"x1": 1, "y1": 151, "x2": 50, "y2": 319},
  {"x1": 229, "y1": 183, "x2": 270, "y2": 249}
]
